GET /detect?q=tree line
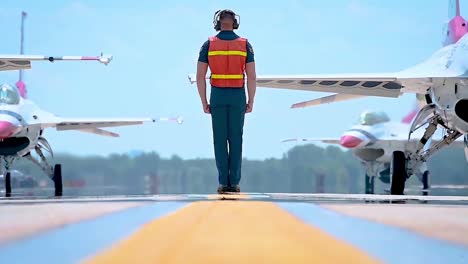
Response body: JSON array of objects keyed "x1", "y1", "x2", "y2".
[{"x1": 12, "y1": 144, "x2": 468, "y2": 195}]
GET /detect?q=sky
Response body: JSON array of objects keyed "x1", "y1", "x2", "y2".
[{"x1": 0, "y1": 0, "x2": 466, "y2": 160}]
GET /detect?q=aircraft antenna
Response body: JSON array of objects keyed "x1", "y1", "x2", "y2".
[{"x1": 19, "y1": 11, "x2": 26, "y2": 82}]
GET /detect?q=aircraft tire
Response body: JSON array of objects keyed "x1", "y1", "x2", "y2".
[
  {"x1": 5, "y1": 172, "x2": 11, "y2": 197},
  {"x1": 390, "y1": 151, "x2": 406, "y2": 195},
  {"x1": 53, "y1": 164, "x2": 63, "y2": 197},
  {"x1": 422, "y1": 170, "x2": 430, "y2": 190}
]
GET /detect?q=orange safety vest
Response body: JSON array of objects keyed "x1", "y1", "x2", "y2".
[{"x1": 207, "y1": 36, "x2": 247, "y2": 88}]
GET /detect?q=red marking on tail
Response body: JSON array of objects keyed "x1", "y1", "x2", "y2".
[
  {"x1": 402, "y1": 109, "x2": 417, "y2": 124},
  {"x1": 444, "y1": 0, "x2": 468, "y2": 46}
]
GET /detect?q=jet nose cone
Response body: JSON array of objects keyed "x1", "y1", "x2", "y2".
[
  {"x1": 0, "y1": 121, "x2": 18, "y2": 139},
  {"x1": 340, "y1": 135, "x2": 363, "y2": 148}
]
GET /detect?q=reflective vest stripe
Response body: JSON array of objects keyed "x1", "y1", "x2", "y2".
[
  {"x1": 208, "y1": 50, "x2": 247, "y2": 56},
  {"x1": 211, "y1": 74, "x2": 244, "y2": 79}
]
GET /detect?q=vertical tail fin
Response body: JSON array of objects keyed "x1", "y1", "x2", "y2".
[
  {"x1": 15, "y1": 11, "x2": 27, "y2": 98},
  {"x1": 443, "y1": 0, "x2": 467, "y2": 46},
  {"x1": 401, "y1": 103, "x2": 419, "y2": 124},
  {"x1": 449, "y1": 0, "x2": 461, "y2": 18}
]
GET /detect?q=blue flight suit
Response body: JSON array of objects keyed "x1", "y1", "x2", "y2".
[{"x1": 198, "y1": 30, "x2": 255, "y2": 188}]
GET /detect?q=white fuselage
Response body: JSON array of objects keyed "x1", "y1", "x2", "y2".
[
  {"x1": 0, "y1": 98, "x2": 58, "y2": 157},
  {"x1": 398, "y1": 34, "x2": 468, "y2": 135},
  {"x1": 342, "y1": 122, "x2": 413, "y2": 164}
]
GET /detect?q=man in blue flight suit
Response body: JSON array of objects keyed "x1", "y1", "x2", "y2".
[{"x1": 196, "y1": 9, "x2": 256, "y2": 194}]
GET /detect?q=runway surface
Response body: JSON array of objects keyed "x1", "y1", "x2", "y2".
[{"x1": 0, "y1": 193, "x2": 467, "y2": 263}]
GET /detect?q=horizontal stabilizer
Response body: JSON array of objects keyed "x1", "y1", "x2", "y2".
[
  {"x1": 77, "y1": 128, "x2": 120, "y2": 137},
  {"x1": 291, "y1": 94, "x2": 367, "y2": 109}
]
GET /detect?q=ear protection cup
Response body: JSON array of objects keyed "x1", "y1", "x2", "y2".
[
  {"x1": 213, "y1": 10, "x2": 221, "y2": 31},
  {"x1": 233, "y1": 18, "x2": 239, "y2": 29}
]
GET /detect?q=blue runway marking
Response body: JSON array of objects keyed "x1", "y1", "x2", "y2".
[
  {"x1": 0, "y1": 201, "x2": 188, "y2": 264},
  {"x1": 278, "y1": 202, "x2": 468, "y2": 264}
]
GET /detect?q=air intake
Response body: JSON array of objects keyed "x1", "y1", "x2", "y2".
[{"x1": 455, "y1": 99, "x2": 468, "y2": 123}]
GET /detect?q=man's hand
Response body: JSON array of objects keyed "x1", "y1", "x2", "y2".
[
  {"x1": 246, "y1": 101, "x2": 253, "y2": 113},
  {"x1": 203, "y1": 103, "x2": 211, "y2": 114}
]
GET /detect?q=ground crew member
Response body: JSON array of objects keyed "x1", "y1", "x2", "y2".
[{"x1": 196, "y1": 9, "x2": 256, "y2": 194}]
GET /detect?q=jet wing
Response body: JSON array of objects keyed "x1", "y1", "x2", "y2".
[
  {"x1": 255, "y1": 37, "x2": 468, "y2": 98},
  {"x1": 0, "y1": 54, "x2": 112, "y2": 71},
  {"x1": 38, "y1": 117, "x2": 183, "y2": 137},
  {"x1": 257, "y1": 74, "x2": 403, "y2": 97},
  {"x1": 188, "y1": 73, "x2": 431, "y2": 98},
  {"x1": 281, "y1": 138, "x2": 341, "y2": 144}
]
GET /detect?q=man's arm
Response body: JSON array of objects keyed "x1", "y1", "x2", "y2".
[
  {"x1": 245, "y1": 62, "x2": 256, "y2": 113},
  {"x1": 196, "y1": 61, "x2": 210, "y2": 113},
  {"x1": 245, "y1": 41, "x2": 256, "y2": 113},
  {"x1": 197, "y1": 40, "x2": 211, "y2": 113}
]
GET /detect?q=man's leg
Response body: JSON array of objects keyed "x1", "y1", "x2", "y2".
[
  {"x1": 227, "y1": 101, "x2": 246, "y2": 189},
  {"x1": 210, "y1": 105, "x2": 229, "y2": 187}
]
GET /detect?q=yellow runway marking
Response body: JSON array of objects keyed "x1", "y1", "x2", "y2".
[{"x1": 87, "y1": 201, "x2": 378, "y2": 264}]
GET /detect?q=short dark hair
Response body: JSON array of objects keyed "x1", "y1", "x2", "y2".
[{"x1": 219, "y1": 9, "x2": 235, "y2": 20}]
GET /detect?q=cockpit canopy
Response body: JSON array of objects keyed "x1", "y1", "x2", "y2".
[
  {"x1": 0, "y1": 84, "x2": 21, "y2": 105},
  {"x1": 358, "y1": 111, "x2": 390, "y2": 126}
]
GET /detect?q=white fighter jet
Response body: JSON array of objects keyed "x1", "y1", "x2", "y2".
[
  {"x1": 188, "y1": 1, "x2": 468, "y2": 195},
  {"x1": 252, "y1": 0, "x2": 468, "y2": 195},
  {"x1": 281, "y1": 106, "x2": 465, "y2": 194},
  {"x1": 0, "y1": 12, "x2": 183, "y2": 197}
]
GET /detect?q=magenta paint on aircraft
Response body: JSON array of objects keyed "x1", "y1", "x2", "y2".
[{"x1": 444, "y1": 0, "x2": 468, "y2": 46}]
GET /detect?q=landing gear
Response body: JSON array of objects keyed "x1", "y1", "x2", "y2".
[
  {"x1": 363, "y1": 161, "x2": 384, "y2": 194},
  {"x1": 1, "y1": 137, "x2": 62, "y2": 197},
  {"x1": 408, "y1": 110, "x2": 462, "y2": 170},
  {"x1": 365, "y1": 174, "x2": 374, "y2": 194},
  {"x1": 25, "y1": 149, "x2": 63, "y2": 197},
  {"x1": 53, "y1": 164, "x2": 62, "y2": 196},
  {"x1": 5, "y1": 172, "x2": 11, "y2": 197},
  {"x1": 390, "y1": 151, "x2": 407, "y2": 195},
  {"x1": 421, "y1": 171, "x2": 431, "y2": 191}
]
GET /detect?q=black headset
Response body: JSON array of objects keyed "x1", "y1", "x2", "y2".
[{"x1": 213, "y1": 9, "x2": 240, "y2": 31}]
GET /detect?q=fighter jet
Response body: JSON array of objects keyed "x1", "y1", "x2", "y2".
[
  {"x1": 1, "y1": 12, "x2": 183, "y2": 197},
  {"x1": 280, "y1": 106, "x2": 466, "y2": 194},
  {"x1": 248, "y1": 0, "x2": 468, "y2": 195},
  {"x1": 187, "y1": 1, "x2": 468, "y2": 195}
]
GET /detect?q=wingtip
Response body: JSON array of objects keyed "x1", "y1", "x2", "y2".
[
  {"x1": 152, "y1": 116, "x2": 184, "y2": 124},
  {"x1": 188, "y1": 74, "x2": 196, "y2": 84},
  {"x1": 99, "y1": 53, "x2": 113, "y2": 65},
  {"x1": 176, "y1": 116, "x2": 184, "y2": 124}
]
